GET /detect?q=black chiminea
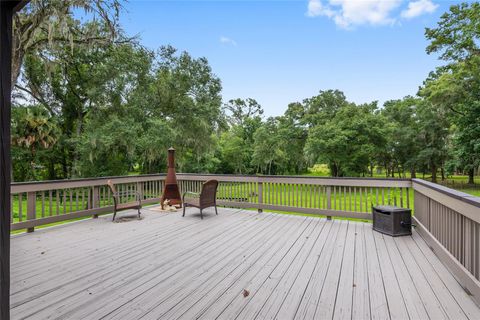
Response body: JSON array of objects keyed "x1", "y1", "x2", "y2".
[{"x1": 372, "y1": 205, "x2": 412, "y2": 236}]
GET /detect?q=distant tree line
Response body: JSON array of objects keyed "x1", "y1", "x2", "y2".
[{"x1": 10, "y1": 1, "x2": 480, "y2": 185}]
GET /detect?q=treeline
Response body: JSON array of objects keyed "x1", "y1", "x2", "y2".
[{"x1": 11, "y1": 1, "x2": 480, "y2": 184}]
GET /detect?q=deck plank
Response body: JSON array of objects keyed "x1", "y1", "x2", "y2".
[
  {"x1": 410, "y1": 231, "x2": 479, "y2": 319},
  {"x1": 241, "y1": 218, "x2": 325, "y2": 320},
  {"x1": 160, "y1": 215, "x2": 310, "y2": 320},
  {"x1": 394, "y1": 236, "x2": 448, "y2": 320},
  {"x1": 9, "y1": 208, "x2": 480, "y2": 320},
  {"x1": 188, "y1": 216, "x2": 311, "y2": 320},
  {"x1": 48, "y1": 210, "x2": 272, "y2": 320},
  {"x1": 212, "y1": 218, "x2": 317, "y2": 319},
  {"x1": 363, "y1": 224, "x2": 390, "y2": 320},
  {"x1": 383, "y1": 235, "x2": 429, "y2": 319},
  {"x1": 372, "y1": 230, "x2": 409, "y2": 320},
  {"x1": 333, "y1": 220, "x2": 357, "y2": 320},
  {"x1": 351, "y1": 222, "x2": 371, "y2": 320},
  {"x1": 104, "y1": 212, "x2": 299, "y2": 319},
  {"x1": 266, "y1": 220, "x2": 334, "y2": 320},
  {"x1": 12, "y1": 209, "x2": 262, "y2": 319},
  {"x1": 293, "y1": 221, "x2": 342, "y2": 320},
  {"x1": 314, "y1": 221, "x2": 349, "y2": 319}
]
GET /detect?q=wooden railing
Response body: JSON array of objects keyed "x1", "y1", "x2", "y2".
[
  {"x1": 412, "y1": 178, "x2": 480, "y2": 303},
  {"x1": 10, "y1": 173, "x2": 412, "y2": 231},
  {"x1": 10, "y1": 173, "x2": 480, "y2": 304}
]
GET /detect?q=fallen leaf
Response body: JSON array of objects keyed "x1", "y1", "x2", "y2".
[{"x1": 243, "y1": 289, "x2": 250, "y2": 297}]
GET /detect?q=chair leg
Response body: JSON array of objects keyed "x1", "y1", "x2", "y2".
[
  {"x1": 215, "y1": 205, "x2": 218, "y2": 215},
  {"x1": 183, "y1": 205, "x2": 186, "y2": 217},
  {"x1": 200, "y1": 209, "x2": 203, "y2": 220},
  {"x1": 112, "y1": 208, "x2": 117, "y2": 221},
  {"x1": 138, "y1": 208, "x2": 141, "y2": 219}
]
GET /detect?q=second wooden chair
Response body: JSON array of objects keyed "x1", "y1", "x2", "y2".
[{"x1": 182, "y1": 180, "x2": 219, "y2": 219}]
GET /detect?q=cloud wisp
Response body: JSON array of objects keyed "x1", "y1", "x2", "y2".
[
  {"x1": 307, "y1": 0, "x2": 438, "y2": 29},
  {"x1": 220, "y1": 36, "x2": 237, "y2": 47},
  {"x1": 401, "y1": 0, "x2": 438, "y2": 19}
]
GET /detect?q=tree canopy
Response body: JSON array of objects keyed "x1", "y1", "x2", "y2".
[{"x1": 11, "y1": 1, "x2": 480, "y2": 185}]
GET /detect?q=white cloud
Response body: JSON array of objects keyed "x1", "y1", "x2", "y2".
[
  {"x1": 307, "y1": 0, "x2": 335, "y2": 18},
  {"x1": 306, "y1": 0, "x2": 437, "y2": 29},
  {"x1": 220, "y1": 36, "x2": 237, "y2": 46},
  {"x1": 401, "y1": 0, "x2": 438, "y2": 19}
]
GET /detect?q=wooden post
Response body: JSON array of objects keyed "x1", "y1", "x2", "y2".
[
  {"x1": 92, "y1": 186, "x2": 100, "y2": 218},
  {"x1": 257, "y1": 181, "x2": 263, "y2": 213},
  {"x1": 137, "y1": 182, "x2": 143, "y2": 200},
  {"x1": 326, "y1": 186, "x2": 332, "y2": 220},
  {"x1": 0, "y1": 1, "x2": 16, "y2": 317},
  {"x1": 26, "y1": 191, "x2": 36, "y2": 232}
]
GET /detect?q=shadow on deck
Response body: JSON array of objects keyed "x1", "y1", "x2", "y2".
[{"x1": 10, "y1": 207, "x2": 480, "y2": 319}]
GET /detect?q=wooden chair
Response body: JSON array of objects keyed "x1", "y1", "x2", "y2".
[
  {"x1": 182, "y1": 180, "x2": 219, "y2": 219},
  {"x1": 107, "y1": 180, "x2": 142, "y2": 221}
]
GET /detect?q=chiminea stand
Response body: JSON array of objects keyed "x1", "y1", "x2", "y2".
[{"x1": 160, "y1": 147, "x2": 182, "y2": 209}]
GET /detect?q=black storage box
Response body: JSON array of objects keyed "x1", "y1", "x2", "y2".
[{"x1": 372, "y1": 205, "x2": 412, "y2": 236}]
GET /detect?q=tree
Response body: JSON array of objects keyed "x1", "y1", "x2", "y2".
[
  {"x1": 424, "y1": 2, "x2": 480, "y2": 184},
  {"x1": 305, "y1": 101, "x2": 385, "y2": 177},
  {"x1": 382, "y1": 97, "x2": 421, "y2": 178},
  {"x1": 151, "y1": 46, "x2": 224, "y2": 171},
  {"x1": 224, "y1": 98, "x2": 263, "y2": 127},
  {"x1": 425, "y1": 2, "x2": 480, "y2": 62},
  {"x1": 12, "y1": 0, "x2": 123, "y2": 86},
  {"x1": 11, "y1": 106, "x2": 57, "y2": 180},
  {"x1": 251, "y1": 118, "x2": 286, "y2": 175},
  {"x1": 414, "y1": 98, "x2": 450, "y2": 183}
]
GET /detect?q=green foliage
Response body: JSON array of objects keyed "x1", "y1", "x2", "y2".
[
  {"x1": 305, "y1": 95, "x2": 385, "y2": 177},
  {"x1": 423, "y1": 2, "x2": 480, "y2": 184},
  {"x1": 11, "y1": 106, "x2": 58, "y2": 181},
  {"x1": 10, "y1": 1, "x2": 480, "y2": 186}
]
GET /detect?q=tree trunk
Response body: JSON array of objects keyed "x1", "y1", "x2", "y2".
[
  {"x1": 468, "y1": 168, "x2": 475, "y2": 185},
  {"x1": 441, "y1": 167, "x2": 445, "y2": 181},
  {"x1": 411, "y1": 167, "x2": 416, "y2": 179},
  {"x1": 431, "y1": 163, "x2": 437, "y2": 183}
]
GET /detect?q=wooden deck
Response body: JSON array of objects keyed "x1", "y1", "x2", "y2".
[{"x1": 10, "y1": 207, "x2": 480, "y2": 320}]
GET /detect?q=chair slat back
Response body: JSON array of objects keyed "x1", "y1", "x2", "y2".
[{"x1": 200, "y1": 180, "x2": 218, "y2": 207}]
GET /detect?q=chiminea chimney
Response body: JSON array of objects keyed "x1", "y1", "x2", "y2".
[{"x1": 160, "y1": 147, "x2": 182, "y2": 209}]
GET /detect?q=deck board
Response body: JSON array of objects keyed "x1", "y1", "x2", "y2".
[{"x1": 10, "y1": 207, "x2": 480, "y2": 320}]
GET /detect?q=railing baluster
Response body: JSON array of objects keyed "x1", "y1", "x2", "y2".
[
  {"x1": 18, "y1": 193, "x2": 23, "y2": 222},
  {"x1": 56, "y1": 191, "x2": 60, "y2": 215},
  {"x1": 354, "y1": 187, "x2": 357, "y2": 212},
  {"x1": 69, "y1": 190, "x2": 73, "y2": 213},
  {"x1": 326, "y1": 186, "x2": 332, "y2": 220},
  {"x1": 63, "y1": 189, "x2": 67, "y2": 214},
  {"x1": 26, "y1": 191, "x2": 36, "y2": 232},
  {"x1": 41, "y1": 192, "x2": 45, "y2": 218},
  {"x1": 49, "y1": 190, "x2": 53, "y2": 216},
  {"x1": 76, "y1": 190, "x2": 79, "y2": 210}
]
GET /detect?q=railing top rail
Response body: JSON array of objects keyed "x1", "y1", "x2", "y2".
[
  {"x1": 177, "y1": 172, "x2": 412, "y2": 181},
  {"x1": 11, "y1": 173, "x2": 167, "y2": 186},
  {"x1": 11, "y1": 174, "x2": 167, "y2": 193},
  {"x1": 412, "y1": 178, "x2": 480, "y2": 209},
  {"x1": 11, "y1": 173, "x2": 413, "y2": 193}
]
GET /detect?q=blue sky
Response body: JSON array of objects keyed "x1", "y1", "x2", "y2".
[{"x1": 120, "y1": 0, "x2": 456, "y2": 116}]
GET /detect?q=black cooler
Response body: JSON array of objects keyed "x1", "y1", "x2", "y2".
[{"x1": 372, "y1": 205, "x2": 412, "y2": 236}]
